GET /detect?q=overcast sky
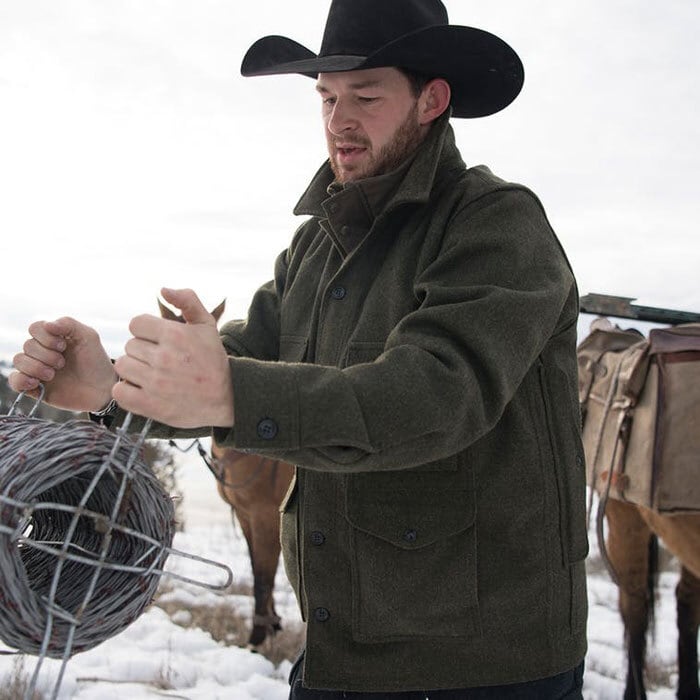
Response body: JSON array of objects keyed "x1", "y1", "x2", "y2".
[{"x1": 1, "y1": 0, "x2": 699, "y2": 360}]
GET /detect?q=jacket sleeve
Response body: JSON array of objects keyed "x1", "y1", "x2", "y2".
[
  {"x1": 214, "y1": 188, "x2": 578, "y2": 471},
  {"x1": 219, "y1": 246, "x2": 289, "y2": 360}
]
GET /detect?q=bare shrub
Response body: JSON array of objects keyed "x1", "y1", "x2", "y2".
[
  {"x1": 0, "y1": 657, "x2": 43, "y2": 700},
  {"x1": 257, "y1": 622, "x2": 306, "y2": 668},
  {"x1": 644, "y1": 652, "x2": 675, "y2": 691},
  {"x1": 142, "y1": 441, "x2": 185, "y2": 531},
  {"x1": 153, "y1": 584, "x2": 305, "y2": 667}
]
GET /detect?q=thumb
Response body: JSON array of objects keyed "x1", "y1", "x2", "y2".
[{"x1": 161, "y1": 288, "x2": 214, "y2": 325}]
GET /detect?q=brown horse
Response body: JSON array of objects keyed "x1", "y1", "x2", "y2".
[
  {"x1": 602, "y1": 498, "x2": 700, "y2": 700},
  {"x1": 159, "y1": 299, "x2": 295, "y2": 647},
  {"x1": 579, "y1": 319, "x2": 700, "y2": 699}
]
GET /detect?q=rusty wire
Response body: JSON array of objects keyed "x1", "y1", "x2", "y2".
[{"x1": 0, "y1": 392, "x2": 232, "y2": 700}]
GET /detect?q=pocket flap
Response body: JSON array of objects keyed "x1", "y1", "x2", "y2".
[
  {"x1": 279, "y1": 335, "x2": 308, "y2": 362},
  {"x1": 345, "y1": 462, "x2": 475, "y2": 550}
]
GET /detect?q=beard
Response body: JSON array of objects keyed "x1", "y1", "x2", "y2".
[{"x1": 329, "y1": 102, "x2": 425, "y2": 183}]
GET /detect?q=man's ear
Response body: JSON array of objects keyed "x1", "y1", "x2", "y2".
[{"x1": 418, "y1": 78, "x2": 451, "y2": 125}]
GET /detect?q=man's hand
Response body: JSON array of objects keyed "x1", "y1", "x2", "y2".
[
  {"x1": 10, "y1": 318, "x2": 117, "y2": 412},
  {"x1": 113, "y1": 288, "x2": 235, "y2": 428}
]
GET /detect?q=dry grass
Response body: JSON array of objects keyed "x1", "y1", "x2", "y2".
[
  {"x1": 644, "y1": 653, "x2": 676, "y2": 692},
  {"x1": 143, "y1": 441, "x2": 185, "y2": 531},
  {"x1": 153, "y1": 583, "x2": 305, "y2": 668},
  {"x1": 0, "y1": 657, "x2": 43, "y2": 700}
]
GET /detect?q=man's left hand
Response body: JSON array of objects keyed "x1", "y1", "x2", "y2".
[{"x1": 113, "y1": 288, "x2": 234, "y2": 428}]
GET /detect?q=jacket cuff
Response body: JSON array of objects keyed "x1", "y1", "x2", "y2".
[{"x1": 217, "y1": 355, "x2": 300, "y2": 451}]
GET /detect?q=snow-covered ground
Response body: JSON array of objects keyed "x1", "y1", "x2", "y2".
[{"x1": 0, "y1": 435, "x2": 686, "y2": 699}]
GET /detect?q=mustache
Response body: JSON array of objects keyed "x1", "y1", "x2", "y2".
[{"x1": 333, "y1": 138, "x2": 371, "y2": 149}]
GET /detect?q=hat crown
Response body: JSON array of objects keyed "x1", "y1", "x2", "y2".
[
  {"x1": 320, "y1": 0, "x2": 448, "y2": 58},
  {"x1": 241, "y1": 0, "x2": 524, "y2": 118}
]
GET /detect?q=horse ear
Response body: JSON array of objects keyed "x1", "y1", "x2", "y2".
[
  {"x1": 210, "y1": 299, "x2": 226, "y2": 323},
  {"x1": 158, "y1": 298, "x2": 181, "y2": 322}
]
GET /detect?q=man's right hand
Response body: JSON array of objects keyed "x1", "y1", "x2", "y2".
[{"x1": 9, "y1": 317, "x2": 118, "y2": 413}]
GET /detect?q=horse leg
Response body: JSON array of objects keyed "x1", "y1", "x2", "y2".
[
  {"x1": 606, "y1": 498, "x2": 656, "y2": 700},
  {"x1": 676, "y1": 565, "x2": 700, "y2": 700},
  {"x1": 230, "y1": 508, "x2": 268, "y2": 647},
  {"x1": 247, "y1": 505, "x2": 283, "y2": 647}
]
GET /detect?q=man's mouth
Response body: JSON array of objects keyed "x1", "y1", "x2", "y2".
[{"x1": 335, "y1": 145, "x2": 368, "y2": 162}]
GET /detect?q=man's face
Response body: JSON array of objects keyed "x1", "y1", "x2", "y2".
[{"x1": 316, "y1": 67, "x2": 428, "y2": 183}]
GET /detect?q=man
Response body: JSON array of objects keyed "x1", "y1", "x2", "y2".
[{"x1": 10, "y1": 1, "x2": 588, "y2": 697}]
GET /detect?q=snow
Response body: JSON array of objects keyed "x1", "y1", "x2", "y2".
[{"x1": 0, "y1": 441, "x2": 687, "y2": 699}]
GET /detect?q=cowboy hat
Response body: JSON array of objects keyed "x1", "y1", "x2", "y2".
[{"x1": 240, "y1": 0, "x2": 524, "y2": 118}]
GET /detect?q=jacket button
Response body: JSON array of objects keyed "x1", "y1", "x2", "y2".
[
  {"x1": 403, "y1": 529, "x2": 418, "y2": 543},
  {"x1": 330, "y1": 286, "x2": 346, "y2": 300},
  {"x1": 256, "y1": 418, "x2": 278, "y2": 440},
  {"x1": 310, "y1": 531, "x2": 325, "y2": 546},
  {"x1": 575, "y1": 454, "x2": 584, "y2": 468},
  {"x1": 314, "y1": 607, "x2": 330, "y2": 622}
]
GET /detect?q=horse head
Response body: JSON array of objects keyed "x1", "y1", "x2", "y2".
[{"x1": 157, "y1": 298, "x2": 226, "y2": 325}]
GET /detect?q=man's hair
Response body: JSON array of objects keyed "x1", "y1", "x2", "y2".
[{"x1": 398, "y1": 68, "x2": 433, "y2": 98}]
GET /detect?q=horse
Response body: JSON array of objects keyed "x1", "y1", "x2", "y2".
[
  {"x1": 602, "y1": 498, "x2": 700, "y2": 700},
  {"x1": 578, "y1": 318, "x2": 700, "y2": 699},
  {"x1": 159, "y1": 299, "x2": 295, "y2": 647}
]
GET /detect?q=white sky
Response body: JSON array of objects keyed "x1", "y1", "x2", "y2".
[{"x1": 1, "y1": 0, "x2": 699, "y2": 360}]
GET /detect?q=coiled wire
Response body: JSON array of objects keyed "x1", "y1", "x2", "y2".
[
  {"x1": 0, "y1": 414, "x2": 173, "y2": 657},
  {"x1": 0, "y1": 393, "x2": 232, "y2": 699}
]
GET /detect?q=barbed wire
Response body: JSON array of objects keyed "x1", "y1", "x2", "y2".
[{"x1": 0, "y1": 391, "x2": 232, "y2": 699}]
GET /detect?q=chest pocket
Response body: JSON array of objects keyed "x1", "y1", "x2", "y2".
[
  {"x1": 279, "y1": 335, "x2": 308, "y2": 363},
  {"x1": 344, "y1": 462, "x2": 481, "y2": 641}
]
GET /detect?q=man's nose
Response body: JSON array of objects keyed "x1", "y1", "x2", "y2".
[{"x1": 327, "y1": 100, "x2": 356, "y2": 134}]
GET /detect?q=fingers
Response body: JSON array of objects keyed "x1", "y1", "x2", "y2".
[
  {"x1": 114, "y1": 338, "x2": 155, "y2": 389},
  {"x1": 160, "y1": 287, "x2": 215, "y2": 325},
  {"x1": 128, "y1": 314, "x2": 165, "y2": 343},
  {"x1": 8, "y1": 369, "x2": 42, "y2": 394},
  {"x1": 27, "y1": 319, "x2": 69, "y2": 353},
  {"x1": 111, "y1": 380, "x2": 143, "y2": 415},
  {"x1": 123, "y1": 335, "x2": 159, "y2": 364},
  {"x1": 10, "y1": 320, "x2": 69, "y2": 391},
  {"x1": 12, "y1": 350, "x2": 59, "y2": 386},
  {"x1": 19, "y1": 336, "x2": 65, "y2": 372}
]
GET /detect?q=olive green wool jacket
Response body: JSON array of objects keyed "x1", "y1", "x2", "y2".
[{"x1": 188, "y1": 114, "x2": 588, "y2": 691}]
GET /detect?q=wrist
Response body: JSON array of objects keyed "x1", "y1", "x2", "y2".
[
  {"x1": 214, "y1": 402, "x2": 235, "y2": 428},
  {"x1": 89, "y1": 368, "x2": 120, "y2": 414}
]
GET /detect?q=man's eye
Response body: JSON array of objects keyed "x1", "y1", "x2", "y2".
[
  {"x1": 358, "y1": 96, "x2": 378, "y2": 103},
  {"x1": 323, "y1": 97, "x2": 336, "y2": 106}
]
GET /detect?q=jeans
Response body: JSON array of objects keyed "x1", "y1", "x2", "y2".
[{"x1": 288, "y1": 653, "x2": 585, "y2": 700}]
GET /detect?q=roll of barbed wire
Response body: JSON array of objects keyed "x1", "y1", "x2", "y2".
[
  {"x1": 0, "y1": 391, "x2": 233, "y2": 700},
  {"x1": 0, "y1": 414, "x2": 175, "y2": 658}
]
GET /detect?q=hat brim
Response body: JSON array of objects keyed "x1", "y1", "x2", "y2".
[{"x1": 241, "y1": 25, "x2": 524, "y2": 118}]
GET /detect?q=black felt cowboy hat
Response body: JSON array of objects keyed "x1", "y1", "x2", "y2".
[{"x1": 241, "y1": 0, "x2": 524, "y2": 118}]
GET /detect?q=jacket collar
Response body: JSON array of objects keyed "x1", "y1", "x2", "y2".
[{"x1": 294, "y1": 109, "x2": 464, "y2": 221}]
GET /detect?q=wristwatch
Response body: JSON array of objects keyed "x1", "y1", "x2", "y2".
[{"x1": 89, "y1": 398, "x2": 118, "y2": 425}]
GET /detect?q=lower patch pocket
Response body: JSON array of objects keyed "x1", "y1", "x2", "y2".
[{"x1": 345, "y1": 464, "x2": 480, "y2": 641}]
